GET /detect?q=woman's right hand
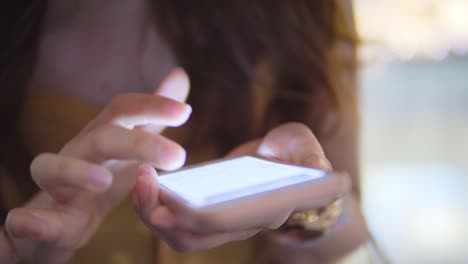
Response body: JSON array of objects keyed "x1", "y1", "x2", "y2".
[{"x1": 4, "y1": 68, "x2": 192, "y2": 263}]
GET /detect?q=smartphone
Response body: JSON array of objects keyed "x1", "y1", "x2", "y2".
[{"x1": 158, "y1": 156, "x2": 347, "y2": 232}]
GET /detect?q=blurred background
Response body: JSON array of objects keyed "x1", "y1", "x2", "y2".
[{"x1": 354, "y1": 0, "x2": 468, "y2": 263}]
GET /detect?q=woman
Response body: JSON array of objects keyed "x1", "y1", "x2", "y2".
[{"x1": 0, "y1": 0, "x2": 369, "y2": 263}]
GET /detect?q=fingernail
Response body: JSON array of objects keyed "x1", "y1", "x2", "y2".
[
  {"x1": 160, "y1": 145, "x2": 187, "y2": 171},
  {"x1": 88, "y1": 168, "x2": 112, "y2": 192},
  {"x1": 164, "y1": 102, "x2": 192, "y2": 126},
  {"x1": 182, "y1": 104, "x2": 192, "y2": 118},
  {"x1": 172, "y1": 148, "x2": 187, "y2": 170},
  {"x1": 176, "y1": 104, "x2": 192, "y2": 125},
  {"x1": 318, "y1": 157, "x2": 333, "y2": 171},
  {"x1": 159, "y1": 69, "x2": 189, "y2": 96},
  {"x1": 257, "y1": 143, "x2": 277, "y2": 158}
]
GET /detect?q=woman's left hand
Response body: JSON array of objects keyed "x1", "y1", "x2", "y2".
[{"x1": 132, "y1": 122, "x2": 350, "y2": 252}]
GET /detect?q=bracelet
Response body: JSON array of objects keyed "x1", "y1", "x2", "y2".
[
  {"x1": 282, "y1": 198, "x2": 344, "y2": 230},
  {"x1": 2, "y1": 227, "x2": 18, "y2": 261},
  {"x1": 277, "y1": 197, "x2": 344, "y2": 241}
]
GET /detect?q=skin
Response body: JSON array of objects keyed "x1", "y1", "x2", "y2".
[
  {"x1": 132, "y1": 123, "x2": 351, "y2": 253},
  {"x1": 0, "y1": 0, "x2": 369, "y2": 263},
  {"x1": 5, "y1": 69, "x2": 192, "y2": 263}
]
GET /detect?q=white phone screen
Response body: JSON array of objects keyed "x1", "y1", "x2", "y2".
[{"x1": 158, "y1": 156, "x2": 326, "y2": 208}]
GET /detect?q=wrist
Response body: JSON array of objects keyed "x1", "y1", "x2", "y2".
[
  {"x1": 271, "y1": 196, "x2": 345, "y2": 247},
  {"x1": 261, "y1": 194, "x2": 369, "y2": 263}
]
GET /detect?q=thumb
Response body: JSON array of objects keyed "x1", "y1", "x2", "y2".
[
  {"x1": 132, "y1": 163, "x2": 176, "y2": 230},
  {"x1": 154, "y1": 67, "x2": 190, "y2": 103},
  {"x1": 133, "y1": 163, "x2": 161, "y2": 221},
  {"x1": 256, "y1": 123, "x2": 350, "y2": 216},
  {"x1": 257, "y1": 122, "x2": 332, "y2": 170}
]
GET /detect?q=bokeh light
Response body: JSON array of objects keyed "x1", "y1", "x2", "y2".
[{"x1": 355, "y1": 1, "x2": 468, "y2": 262}]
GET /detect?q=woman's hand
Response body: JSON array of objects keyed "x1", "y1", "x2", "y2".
[
  {"x1": 5, "y1": 69, "x2": 192, "y2": 263},
  {"x1": 132, "y1": 122, "x2": 350, "y2": 253}
]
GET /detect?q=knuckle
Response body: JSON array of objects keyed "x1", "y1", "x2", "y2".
[
  {"x1": 30, "y1": 153, "x2": 75, "y2": 189},
  {"x1": 139, "y1": 96, "x2": 158, "y2": 111},
  {"x1": 54, "y1": 157, "x2": 74, "y2": 179},
  {"x1": 59, "y1": 141, "x2": 76, "y2": 157},
  {"x1": 147, "y1": 137, "x2": 170, "y2": 160},
  {"x1": 107, "y1": 94, "x2": 159, "y2": 119},
  {"x1": 86, "y1": 125, "x2": 111, "y2": 157},
  {"x1": 106, "y1": 94, "x2": 129, "y2": 119},
  {"x1": 132, "y1": 131, "x2": 164, "y2": 161},
  {"x1": 130, "y1": 130, "x2": 151, "y2": 151}
]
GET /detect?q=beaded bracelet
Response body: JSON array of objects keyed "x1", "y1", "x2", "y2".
[{"x1": 276, "y1": 197, "x2": 345, "y2": 241}]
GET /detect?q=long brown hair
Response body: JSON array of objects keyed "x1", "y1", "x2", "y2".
[
  {"x1": 0, "y1": 1, "x2": 46, "y2": 222},
  {"x1": 0, "y1": 0, "x2": 357, "y2": 223}
]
